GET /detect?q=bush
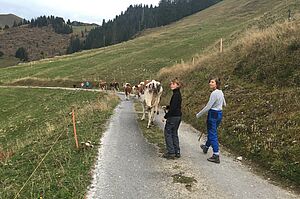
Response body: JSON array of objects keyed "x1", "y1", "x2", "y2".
[{"x1": 15, "y1": 47, "x2": 29, "y2": 61}]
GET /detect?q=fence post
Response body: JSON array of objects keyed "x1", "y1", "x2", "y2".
[
  {"x1": 72, "y1": 108, "x2": 79, "y2": 149},
  {"x1": 220, "y1": 38, "x2": 223, "y2": 53}
]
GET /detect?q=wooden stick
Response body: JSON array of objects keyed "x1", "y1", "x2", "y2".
[
  {"x1": 220, "y1": 38, "x2": 223, "y2": 53},
  {"x1": 72, "y1": 109, "x2": 79, "y2": 149}
]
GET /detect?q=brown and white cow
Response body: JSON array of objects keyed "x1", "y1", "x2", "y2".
[
  {"x1": 124, "y1": 83, "x2": 132, "y2": 100},
  {"x1": 99, "y1": 80, "x2": 107, "y2": 90},
  {"x1": 139, "y1": 80, "x2": 163, "y2": 128},
  {"x1": 110, "y1": 81, "x2": 120, "y2": 91}
]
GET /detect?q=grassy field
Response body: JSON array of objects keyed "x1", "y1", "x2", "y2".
[
  {"x1": 0, "y1": 0, "x2": 297, "y2": 85},
  {"x1": 0, "y1": 88, "x2": 119, "y2": 198},
  {"x1": 0, "y1": 56, "x2": 19, "y2": 68},
  {"x1": 72, "y1": 25, "x2": 97, "y2": 36}
]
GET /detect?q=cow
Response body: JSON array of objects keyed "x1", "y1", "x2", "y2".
[
  {"x1": 124, "y1": 83, "x2": 132, "y2": 100},
  {"x1": 99, "y1": 80, "x2": 107, "y2": 90},
  {"x1": 110, "y1": 81, "x2": 120, "y2": 91},
  {"x1": 139, "y1": 80, "x2": 163, "y2": 128}
]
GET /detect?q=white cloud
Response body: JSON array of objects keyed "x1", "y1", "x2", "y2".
[{"x1": 0, "y1": 0, "x2": 160, "y2": 24}]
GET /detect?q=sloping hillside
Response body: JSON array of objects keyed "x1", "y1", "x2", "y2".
[
  {"x1": 0, "y1": 14, "x2": 22, "y2": 28},
  {"x1": 0, "y1": 0, "x2": 298, "y2": 84},
  {"x1": 0, "y1": 25, "x2": 70, "y2": 61}
]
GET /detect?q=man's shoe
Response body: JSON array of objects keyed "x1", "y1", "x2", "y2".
[
  {"x1": 175, "y1": 153, "x2": 181, "y2": 158},
  {"x1": 162, "y1": 153, "x2": 175, "y2": 160},
  {"x1": 200, "y1": 144, "x2": 208, "y2": 154},
  {"x1": 207, "y1": 154, "x2": 220, "y2": 164}
]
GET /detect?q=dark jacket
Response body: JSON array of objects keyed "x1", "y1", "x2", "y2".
[{"x1": 164, "y1": 88, "x2": 182, "y2": 119}]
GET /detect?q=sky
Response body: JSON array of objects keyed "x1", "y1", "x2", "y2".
[{"x1": 0, "y1": 0, "x2": 160, "y2": 24}]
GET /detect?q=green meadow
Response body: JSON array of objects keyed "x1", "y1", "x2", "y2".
[{"x1": 0, "y1": 88, "x2": 119, "y2": 198}]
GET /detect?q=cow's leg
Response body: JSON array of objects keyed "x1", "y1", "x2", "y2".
[
  {"x1": 155, "y1": 95, "x2": 162, "y2": 115},
  {"x1": 141, "y1": 102, "x2": 145, "y2": 121},
  {"x1": 147, "y1": 108, "x2": 152, "y2": 128},
  {"x1": 147, "y1": 108, "x2": 155, "y2": 128}
]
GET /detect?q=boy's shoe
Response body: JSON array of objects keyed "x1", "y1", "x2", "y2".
[
  {"x1": 200, "y1": 144, "x2": 208, "y2": 154},
  {"x1": 175, "y1": 153, "x2": 181, "y2": 158},
  {"x1": 162, "y1": 153, "x2": 175, "y2": 160},
  {"x1": 207, "y1": 154, "x2": 220, "y2": 164}
]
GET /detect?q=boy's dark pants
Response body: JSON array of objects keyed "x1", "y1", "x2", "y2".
[{"x1": 164, "y1": 116, "x2": 181, "y2": 154}]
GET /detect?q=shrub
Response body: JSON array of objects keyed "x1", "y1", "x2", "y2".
[{"x1": 15, "y1": 47, "x2": 29, "y2": 61}]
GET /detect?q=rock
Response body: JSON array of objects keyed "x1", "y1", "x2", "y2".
[{"x1": 237, "y1": 156, "x2": 243, "y2": 161}]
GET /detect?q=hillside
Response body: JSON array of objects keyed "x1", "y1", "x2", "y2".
[
  {"x1": 0, "y1": 25, "x2": 70, "y2": 61},
  {"x1": 0, "y1": 0, "x2": 298, "y2": 84},
  {"x1": 0, "y1": 0, "x2": 299, "y2": 187},
  {"x1": 0, "y1": 14, "x2": 22, "y2": 28}
]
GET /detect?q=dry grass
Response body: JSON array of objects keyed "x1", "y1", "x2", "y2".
[{"x1": 158, "y1": 19, "x2": 300, "y2": 79}]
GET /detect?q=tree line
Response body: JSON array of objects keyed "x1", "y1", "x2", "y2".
[
  {"x1": 5, "y1": 15, "x2": 73, "y2": 34},
  {"x1": 29, "y1": 15, "x2": 73, "y2": 34},
  {"x1": 68, "y1": 0, "x2": 222, "y2": 53}
]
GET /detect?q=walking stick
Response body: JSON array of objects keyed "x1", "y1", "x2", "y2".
[{"x1": 198, "y1": 131, "x2": 204, "y2": 142}]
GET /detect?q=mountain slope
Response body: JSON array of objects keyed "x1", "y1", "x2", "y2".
[
  {"x1": 1, "y1": 0, "x2": 298, "y2": 84},
  {"x1": 0, "y1": 25, "x2": 70, "y2": 61}
]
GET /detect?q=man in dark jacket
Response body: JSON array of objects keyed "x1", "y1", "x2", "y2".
[{"x1": 163, "y1": 78, "x2": 182, "y2": 159}]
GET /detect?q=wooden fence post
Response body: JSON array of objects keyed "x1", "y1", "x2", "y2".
[
  {"x1": 220, "y1": 38, "x2": 223, "y2": 53},
  {"x1": 72, "y1": 108, "x2": 79, "y2": 149}
]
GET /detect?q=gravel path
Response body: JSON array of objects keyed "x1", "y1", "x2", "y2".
[{"x1": 86, "y1": 95, "x2": 194, "y2": 198}]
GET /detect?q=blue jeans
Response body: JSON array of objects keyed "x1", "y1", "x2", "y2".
[
  {"x1": 164, "y1": 116, "x2": 181, "y2": 154},
  {"x1": 205, "y1": 110, "x2": 222, "y2": 154}
]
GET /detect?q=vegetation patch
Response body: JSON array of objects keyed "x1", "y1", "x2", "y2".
[{"x1": 172, "y1": 172, "x2": 197, "y2": 191}]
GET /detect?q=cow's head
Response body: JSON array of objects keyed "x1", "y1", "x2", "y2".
[
  {"x1": 145, "y1": 80, "x2": 161, "y2": 94},
  {"x1": 144, "y1": 80, "x2": 162, "y2": 109}
]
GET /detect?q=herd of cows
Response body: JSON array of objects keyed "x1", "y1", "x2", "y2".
[{"x1": 96, "y1": 79, "x2": 164, "y2": 128}]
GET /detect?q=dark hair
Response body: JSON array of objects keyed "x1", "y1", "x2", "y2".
[
  {"x1": 209, "y1": 77, "x2": 221, "y2": 89},
  {"x1": 170, "y1": 77, "x2": 182, "y2": 88}
]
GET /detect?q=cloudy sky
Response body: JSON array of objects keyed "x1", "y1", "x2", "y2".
[{"x1": 0, "y1": 0, "x2": 160, "y2": 24}]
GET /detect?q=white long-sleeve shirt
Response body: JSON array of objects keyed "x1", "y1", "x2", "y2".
[{"x1": 196, "y1": 89, "x2": 226, "y2": 118}]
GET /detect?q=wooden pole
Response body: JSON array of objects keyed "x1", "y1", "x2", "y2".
[{"x1": 72, "y1": 108, "x2": 79, "y2": 149}]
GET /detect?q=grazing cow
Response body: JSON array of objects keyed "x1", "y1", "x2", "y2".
[
  {"x1": 124, "y1": 83, "x2": 132, "y2": 100},
  {"x1": 132, "y1": 85, "x2": 139, "y2": 98},
  {"x1": 140, "y1": 80, "x2": 163, "y2": 128},
  {"x1": 110, "y1": 81, "x2": 120, "y2": 91},
  {"x1": 99, "y1": 80, "x2": 107, "y2": 90}
]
